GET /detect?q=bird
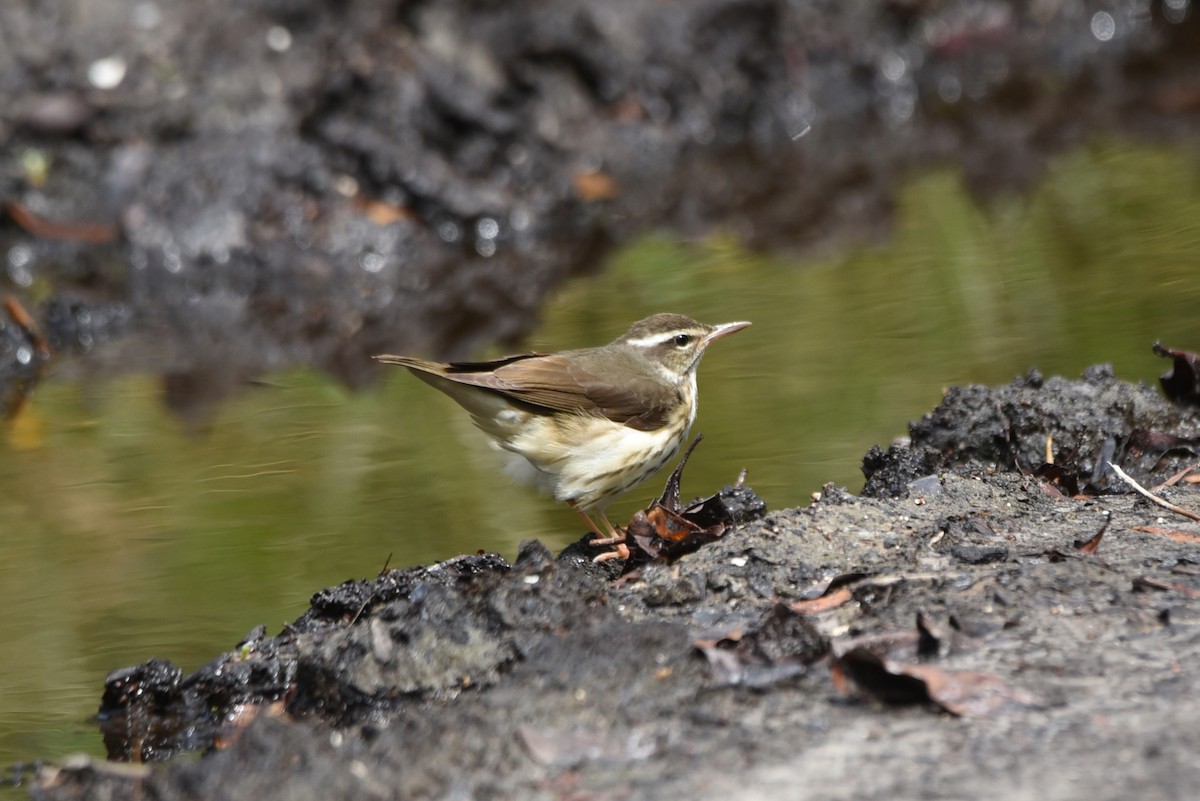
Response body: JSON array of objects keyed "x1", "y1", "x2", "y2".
[{"x1": 374, "y1": 313, "x2": 750, "y2": 551}]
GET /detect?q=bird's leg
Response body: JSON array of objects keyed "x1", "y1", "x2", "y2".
[
  {"x1": 590, "y1": 511, "x2": 630, "y2": 562},
  {"x1": 567, "y1": 502, "x2": 630, "y2": 560},
  {"x1": 567, "y1": 500, "x2": 618, "y2": 539},
  {"x1": 586, "y1": 511, "x2": 626, "y2": 545},
  {"x1": 592, "y1": 541, "x2": 630, "y2": 563}
]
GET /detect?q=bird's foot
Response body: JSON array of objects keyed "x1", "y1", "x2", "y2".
[{"x1": 592, "y1": 541, "x2": 630, "y2": 563}]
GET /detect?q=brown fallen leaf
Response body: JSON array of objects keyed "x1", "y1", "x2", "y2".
[
  {"x1": 355, "y1": 197, "x2": 413, "y2": 225},
  {"x1": 1132, "y1": 525, "x2": 1200, "y2": 544},
  {"x1": 1073, "y1": 514, "x2": 1110, "y2": 555},
  {"x1": 899, "y1": 663, "x2": 1045, "y2": 717},
  {"x1": 1132, "y1": 576, "x2": 1200, "y2": 598},
  {"x1": 572, "y1": 170, "x2": 619, "y2": 201},
  {"x1": 794, "y1": 570, "x2": 875, "y2": 600},
  {"x1": 609, "y1": 436, "x2": 763, "y2": 571},
  {"x1": 787, "y1": 587, "x2": 854, "y2": 614},
  {"x1": 789, "y1": 572, "x2": 936, "y2": 615},
  {"x1": 1033, "y1": 463, "x2": 1080, "y2": 498},
  {"x1": 1154, "y1": 462, "x2": 1200, "y2": 490},
  {"x1": 1153, "y1": 342, "x2": 1200, "y2": 407},
  {"x1": 831, "y1": 647, "x2": 930, "y2": 705},
  {"x1": 1126, "y1": 429, "x2": 1200, "y2": 458},
  {"x1": 5, "y1": 200, "x2": 117, "y2": 243},
  {"x1": 832, "y1": 648, "x2": 1044, "y2": 717}
]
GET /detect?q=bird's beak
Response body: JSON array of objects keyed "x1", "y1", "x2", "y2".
[{"x1": 704, "y1": 321, "x2": 751, "y2": 345}]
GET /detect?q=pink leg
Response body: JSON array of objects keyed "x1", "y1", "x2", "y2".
[{"x1": 566, "y1": 501, "x2": 628, "y2": 560}]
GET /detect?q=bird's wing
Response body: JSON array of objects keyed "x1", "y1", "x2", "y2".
[
  {"x1": 374, "y1": 352, "x2": 674, "y2": 430},
  {"x1": 466, "y1": 354, "x2": 674, "y2": 430}
]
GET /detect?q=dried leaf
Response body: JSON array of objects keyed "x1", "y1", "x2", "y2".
[
  {"x1": 5, "y1": 201, "x2": 117, "y2": 243},
  {"x1": 657, "y1": 435, "x2": 703, "y2": 512},
  {"x1": 616, "y1": 436, "x2": 762, "y2": 569},
  {"x1": 1156, "y1": 462, "x2": 1200, "y2": 489},
  {"x1": 787, "y1": 587, "x2": 853, "y2": 614},
  {"x1": 358, "y1": 198, "x2": 412, "y2": 225},
  {"x1": 795, "y1": 571, "x2": 875, "y2": 600},
  {"x1": 1132, "y1": 576, "x2": 1200, "y2": 598},
  {"x1": 832, "y1": 648, "x2": 1044, "y2": 717},
  {"x1": 1127, "y1": 429, "x2": 1200, "y2": 456},
  {"x1": 1033, "y1": 463, "x2": 1080, "y2": 497},
  {"x1": 1153, "y1": 342, "x2": 1200, "y2": 407},
  {"x1": 1074, "y1": 514, "x2": 1110, "y2": 554},
  {"x1": 1136, "y1": 527, "x2": 1200, "y2": 544},
  {"x1": 900, "y1": 664, "x2": 1044, "y2": 717},
  {"x1": 572, "y1": 170, "x2": 619, "y2": 201},
  {"x1": 831, "y1": 648, "x2": 928, "y2": 705}
]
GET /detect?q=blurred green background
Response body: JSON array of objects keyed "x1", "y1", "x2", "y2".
[{"x1": 2, "y1": 140, "x2": 1199, "y2": 769}]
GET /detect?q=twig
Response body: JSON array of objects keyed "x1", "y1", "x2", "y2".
[
  {"x1": 1109, "y1": 462, "x2": 1200, "y2": 522},
  {"x1": 5, "y1": 201, "x2": 117, "y2": 243},
  {"x1": 1154, "y1": 461, "x2": 1200, "y2": 492}
]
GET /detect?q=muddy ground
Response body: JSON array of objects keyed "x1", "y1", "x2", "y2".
[{"x1": 26, "y1": 365, "x2": 1200, "y2": 801}]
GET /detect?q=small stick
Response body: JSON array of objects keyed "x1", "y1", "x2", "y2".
[
  {"x1": 1109, "y1": 462, "x2": 1200, "y2": 522},
  {"x1": 1153, "y1": 462, "x2": 1200, "y2": 492},
  {"x1": 5, "y1": 201, "x2": 117, "y2": 243}
]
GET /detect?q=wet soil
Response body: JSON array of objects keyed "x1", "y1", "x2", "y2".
[
  {"x1": 28, "y1": 366, "x2": 1200, "y2": 801},
  {"x1": 3, "y1": 0, "x2": 1200, "y2": 417}
]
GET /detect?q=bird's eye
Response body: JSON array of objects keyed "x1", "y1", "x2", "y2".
[{"x1": 672, "y1": 334, "x2": 692, "y2": 347}]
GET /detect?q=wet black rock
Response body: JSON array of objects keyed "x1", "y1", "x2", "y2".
[
  {"x1": 907, "y1": 364, "x2": 1200, "y2": 489},
  {"x1": 860, "y1": 442, "x2": 947, "y2": 499}
]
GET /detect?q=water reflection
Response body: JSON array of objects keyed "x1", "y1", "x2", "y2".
[{"x1": 2, "y1": 142, "x2": 1199, "y2": 767}]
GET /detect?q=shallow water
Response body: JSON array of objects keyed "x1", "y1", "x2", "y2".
[{"x1": 2, "y1": 141, "x2": 1199, "y2": 769}]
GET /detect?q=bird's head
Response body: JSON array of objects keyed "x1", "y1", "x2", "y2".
[{"x1": 616, "y1": 313, "x2": 751, "y2": 381}]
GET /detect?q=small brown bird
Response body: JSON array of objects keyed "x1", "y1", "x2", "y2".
[{"x1": 375, "y1": 313, "x2": 750, "y2": 545}]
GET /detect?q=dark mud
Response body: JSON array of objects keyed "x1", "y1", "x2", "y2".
[
  {"x1": 30, "y1": 367, "x2": 1200, "y2": 801},
  {"x1": 4, "y1": 0, "x2": 1200, "y2": 416}
]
